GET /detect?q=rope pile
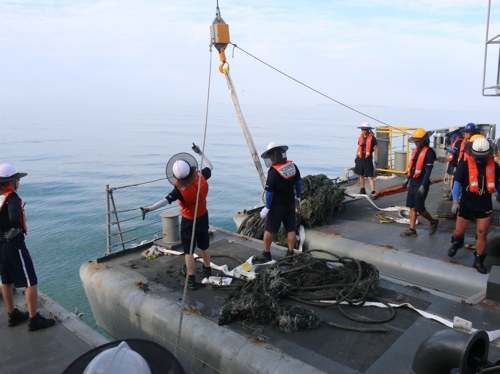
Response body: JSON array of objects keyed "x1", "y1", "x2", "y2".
[
  {"x1": 237, "y1": 174, "x2": 344, "y2": 248},
  {"x1": 218, "y1": 250, "x2": 391, "y2": 333}
]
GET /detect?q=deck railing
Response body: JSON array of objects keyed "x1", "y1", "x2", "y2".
[{"x1": 105, "y1": 178, "x2": 178, "y2": 255}]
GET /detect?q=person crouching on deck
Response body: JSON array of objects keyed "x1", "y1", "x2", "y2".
[
  {"x1": 400, "y1": 128, "x2": 439, "y2": 237},
  {"x1": 354, "y1": 122, "x2": 379, "y2": 195},
  {"x1": 447, "y1": 138, "x2": 500, "y2": 274},
  {"x1": 254, "y1": 142, "x2": 302, "y2": 263},
  {"x1": 140, "y1": 144, "x2": 213, "y2": 290}
]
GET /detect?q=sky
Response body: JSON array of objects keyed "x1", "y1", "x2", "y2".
[{"x1": 1, "y1": 0, "x2": 500, "y2": 112}]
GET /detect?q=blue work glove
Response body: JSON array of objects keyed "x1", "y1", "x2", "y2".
[
  {"x1": 418, "y1": 185, "x2": 426, "y2": 196},
  {"x1": 192, "y1": 143, "x2": 202, "y2": 155},
  {"x1": 260, "y1": 207, "x2": 270, "y2": 219},
  {"x1": 402, "y1": 178, "x2": 409, "y2": 188},
  {"x1": 451, "y1": 203, "x2": 460, "y2": 215}
]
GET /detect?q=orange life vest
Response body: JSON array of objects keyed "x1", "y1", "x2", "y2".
[
  {"x1": 447, "y1": 137, "x2": 463, "y2": 162},
  {"x1": 357, "y1": 133, "x2": 373, "y2": 158},
  {"x1": 271, "y1": 160, "x2": 296, "y2": 180},
  {"x1": 408, "y1": 146, "x2": 430, "y2": 179},
  {"x1": 458, "y1": 139, "x2": 469, "y2": 163},
  {"x1": 467, "y1": 157, "x2": 496, "y2": 195},
  {"x1": 175, "y1": 173, "x2": 209, "y2": 220},
  {"x1": 0, "y1": 186, "x2": 28, "y2": 234}
]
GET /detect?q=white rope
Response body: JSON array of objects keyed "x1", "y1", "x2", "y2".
[
  {"x1": 375, "y1": 173, "x2": 397, "y2": 180},
  {"x1": 174, "y1": 45, "x2": 214, "y2": 357}
]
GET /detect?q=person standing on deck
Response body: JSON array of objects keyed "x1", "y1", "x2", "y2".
[
  {"x1": 254, "y1": 142, "x2": 302, "y2": 263},
  {"x1": 440, "y1": 126, "x2": 463, "y2": 201},
  {"x1": 354, "y1": 122, "x2": 379, "y2": 195},
  {"x1": 0, "y1": 163, "x2": 55, "y2": 331},
  {"x1": 400, "y1": 128, "x2": 439, "y2": 237},
  {"x1": 447, "y1": 138, "x2": 500, "y2": 274},
  {"x1": 140, "y1": 144, "x2": 213, "y2": 290}
]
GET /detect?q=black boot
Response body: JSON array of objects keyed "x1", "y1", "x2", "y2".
[
  {"x1": 253, "y1": 251, "x2": 272, "y2": 263},
  {"x1": 473, "y1": 252, "x2": 487, "y2": 274},
  {"x1": 447, "y1": 236, "x2": 463, "y2": 257},
  {"x1": 202, "y1": 266, "x2": 212, "y2": 278},
  {"x1": 359, "y1": 188, "x2": 366, "y2": 195}
]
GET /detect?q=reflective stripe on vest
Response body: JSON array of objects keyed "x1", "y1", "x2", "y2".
[
  {"x1": 0, "y1": 186, "x2": 28, "y2": 234},
  {"x1": 175, "y1": 173, "x2": 209, "y2": 219},
  {"x1": 408, "y1": 146, "x2": 429, "y2": 179},
  {"x1": 357, "y1": 133, "x2": 373, "y2": 158},
  {"x1": 467, "y1": 156, "x2": 496, "y2": 195},
  {"x1": 272, "y1": 161, "x2": 296, "y2": 180}
]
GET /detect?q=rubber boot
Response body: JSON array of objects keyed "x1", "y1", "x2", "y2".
[
  {"x1": 359, "y1": 188, "x2": 366, "y2": 195},
  {"x1": 473, "y1": 252, "x2": 487, "y2": 274},
  {"x1": 447, "y1": 236, "x2": 463, "y2": 257}
]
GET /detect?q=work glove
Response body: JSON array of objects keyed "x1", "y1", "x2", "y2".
[
  {"x1": 3, "y1": 228, "x2": 21, "y2": 241},
  {"x1": 439, "y1": 144, "x2": 446, "y2": 149},
  {"x1": 140, "y1": 207, "x2": 150, "y2": 220},
  {"x1": 192, "y1": 143, "x2": 202, "y2": 155},
  {"x1": 295, "y1": 197, "x2": 301, "y2": 208},
  {"x1": 451, "y1": 203, "x2": 460, "y2": 215},
  {"x1": 402, "y1": 178, "x2": 409, "y2": 188},
  {"x1": 374, "y1": 160, "x2": 379, "y2": 166},
  {"x1": 260, "y1": 207, "x2": 270, "y2": 219},
  {"x1": 418, "y1": 185, "x2": 426, "y2": 196}
]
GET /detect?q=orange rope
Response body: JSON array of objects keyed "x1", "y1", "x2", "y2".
[{"x1": 374, "y1": 178, "x2": 443, "y2": 197}]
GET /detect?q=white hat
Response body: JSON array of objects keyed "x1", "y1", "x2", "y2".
[
  {"x1": 0, "y1": 163, "x2": 27, "y2": 183},
  {"x1": 448, "y1": 126, "x2": 460, "y2": 133},
  {"x1": 260, "y1": 142, "x2": 289, "y2": 159},
  {"x1": 358, "y1": 122, "x2": 373, "y2": 130},
  {"x1": 83, "y1": 341, "x2": 151, "y2": 374},
  {"x1": 471, "y1": 138, "x2": 492, "y2": 158},
  {"x1": 172, "y1": 160, "x2": 191, "y2": 180}
]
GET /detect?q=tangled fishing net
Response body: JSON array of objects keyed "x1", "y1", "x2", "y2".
[
  {"x1": 237, "y1": 174, "x2": 344, "y2": 248},
  {"x1": 218, "y1": 250, "x2": 390, "y2": 333}
]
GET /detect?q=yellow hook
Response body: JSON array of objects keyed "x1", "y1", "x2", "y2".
[{"x1": 219, "y1": 61, "x2": 230, "y2": 74}]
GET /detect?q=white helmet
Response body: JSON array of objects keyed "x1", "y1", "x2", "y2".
[
  {"x1": 83, "y1": 341, "x2": 151, "y2": 374},
  {"x1": 471, "y1": 138, "x2": 491, "y2": 158},
  {"x1": 358, "y1": 122, "x2": 373, "y2": 130},
  {"x1": 172, "y1": 160, "x2": 191, "y2": 180},
  {"x1": 0, "y1": 163, "x2": 27, "y2": 183},
  {"x1": 448, "y1": 126, "x2": 460, "y2": 133}
]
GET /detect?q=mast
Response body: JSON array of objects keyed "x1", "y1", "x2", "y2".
[{"x1": 210, "y1": 3, "x2": 267, "y2": 189}]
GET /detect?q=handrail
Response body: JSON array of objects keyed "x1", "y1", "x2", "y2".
[
  {"x1": 376, "y1": 126, "x2": 418, "y2": 175},
  {"x1": 105, "y1": 178, "x2": 176, "y2": 255}
]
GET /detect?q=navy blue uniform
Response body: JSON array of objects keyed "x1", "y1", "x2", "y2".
[
  {"x1": 0, "y1": 192, "x2": 37, "y2": 288},
  {"x1": 406, "y1": 147, "x2": 436, "y2": 213},
  {"x1": 264, "y1": 164, "x2": 301, "y2": 233}
]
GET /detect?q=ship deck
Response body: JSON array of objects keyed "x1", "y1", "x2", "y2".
[
  {"x1": 0, "y1": 288, "x2": 109, "y2": 374},
  {"x1": 81, "y1": 165, "x2": 500, "y2": 373}
]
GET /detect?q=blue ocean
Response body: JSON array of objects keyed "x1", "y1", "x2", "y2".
[{"x1": 1, "y1": 99, "x2": 498, "y2": 331}]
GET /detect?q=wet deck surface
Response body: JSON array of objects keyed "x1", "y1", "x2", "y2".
[
  {"x1": 97, "y1": 216, "x2": 500, "y2": 373},
  {"x1": 0, "y1": 288, "x2": 108, "y2": 374}
]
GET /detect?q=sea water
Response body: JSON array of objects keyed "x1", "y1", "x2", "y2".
[{"x1": 0, "y1": 100, "x2": 497, "y2": 331}]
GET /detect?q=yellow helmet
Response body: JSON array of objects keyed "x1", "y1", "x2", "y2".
[
  {"x1": 470, "y1": 134, "x2": 485, "y2": 142},
  {"x1": 409, "y1": 128, "x2": 428, "y2": 143}
]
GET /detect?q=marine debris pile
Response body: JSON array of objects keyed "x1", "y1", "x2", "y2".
[
  {"x1": 237, "y1": 174, "x2": 344, "y2": 248},
  {"x1": 218, "y1": 250, "x2": 391, "y2": 333}
]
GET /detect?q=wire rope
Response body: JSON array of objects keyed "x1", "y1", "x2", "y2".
[{"x1": 229, "y1": 43, "x2": 408, "y2": 134}]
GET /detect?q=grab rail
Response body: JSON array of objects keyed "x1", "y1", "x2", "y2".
[{"x1": 105, "y1": 178, "x2": 178, "y2": 255}]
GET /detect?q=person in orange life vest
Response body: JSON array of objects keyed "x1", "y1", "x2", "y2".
[
  {"x1": 447, "y1": 138, "x2": 500, "y2": 274},
  {"x1": 439, "y1": 126, "x2": 463, "y2": 201},
  {"x1": 254, "y1": 142, "x2": 302, "y2": 263},
  {"x1": 140, "y1": 144, "x2": 213, "y2": 290},
  {"x1": 400, "y1": 128, "x2": 439, "y2": 237},
  {"x1": 456, "y1": 123, "x2": 478, "y2": 166},
  {"x1": 0, "y1": 163, "x2": 55, "y2": 331},
  {"x1": 354, "y1": 122, "x2": 379, "y2": 195}
]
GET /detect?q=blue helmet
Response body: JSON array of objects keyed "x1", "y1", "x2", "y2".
[{"x1": 464, "y1": 123, "x2": 477, "y2": 132}]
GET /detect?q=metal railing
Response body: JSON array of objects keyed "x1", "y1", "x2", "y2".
[
  {"x1": 483, "y1": 0, "x2": 500, "y2": 96},
  {"x1": 105, "y1": 178, "x2": 178, "y2": 255},
  {"x1": 376, "y1": 126, "x2": 418, "y2": 175}
]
